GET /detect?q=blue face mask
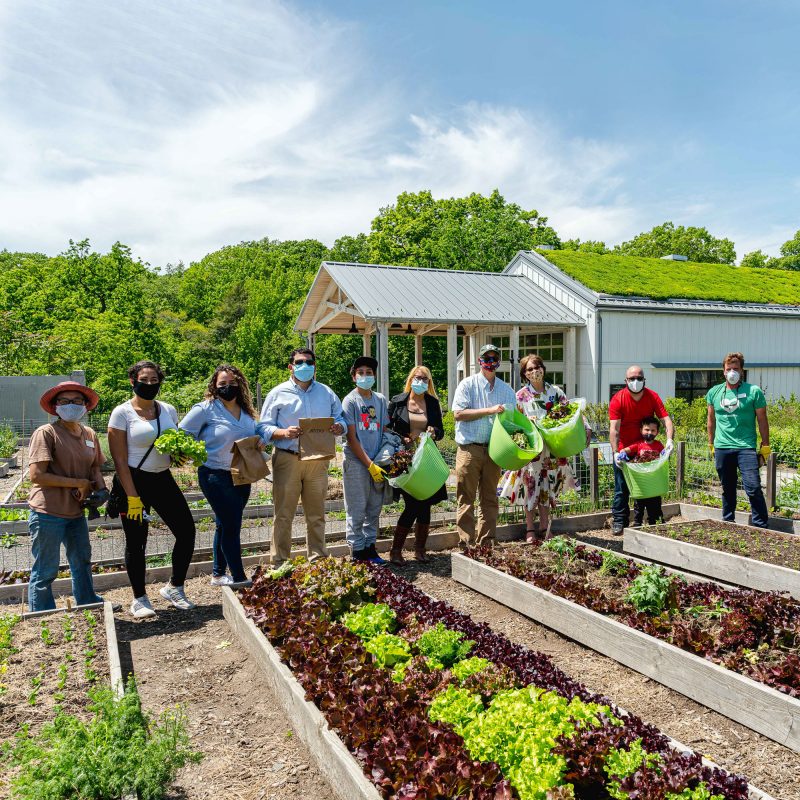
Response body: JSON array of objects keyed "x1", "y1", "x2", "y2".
[
  {"x1": 355, "y1": 374, "x2": 375, "y2": 390},
  {"x1": 293, "y1": 363, "x2": 315, "y2": 382},
  {"x1": 411, "y1": 379, "x2": 428, "y2": 395}
]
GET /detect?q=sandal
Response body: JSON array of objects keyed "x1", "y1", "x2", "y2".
[{"x1": 525, "y1": 528, "x2": 540, "y2": 544}]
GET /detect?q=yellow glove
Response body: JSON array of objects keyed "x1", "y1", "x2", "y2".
[
  {"x1": 367, "y1": 462, "x2": 386, "y2": 483},
  {"x1": 172, "y1": 454, "x2": 191, "y2": 467},
  {"x1": 126, "y1": 496, "x2": 144, "y2": 522},
  {"x1": 709, "y1": 444, "x2": 714, "y2": 457},
  {"x1": 759, "y1": 444, "x2": 771, "y2": 458}
]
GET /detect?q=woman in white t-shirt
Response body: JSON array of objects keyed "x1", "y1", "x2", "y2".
[{"x1": 107, "y1": 360, "x2": 196, "y2": 618}]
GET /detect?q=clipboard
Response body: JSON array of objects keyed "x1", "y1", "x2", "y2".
[{"x1": 298, "y1": 417, "x2": 336, "y2": 461}]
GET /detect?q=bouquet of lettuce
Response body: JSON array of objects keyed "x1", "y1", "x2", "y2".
[{"x1": 154, "y1": 429, "x2": 207, "y2": 467}]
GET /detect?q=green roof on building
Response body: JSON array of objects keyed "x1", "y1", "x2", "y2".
[{"x1": 541, "y1": 250, "x2": 800, "y2": 306}]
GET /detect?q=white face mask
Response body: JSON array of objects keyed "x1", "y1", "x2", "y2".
[
  {"x1": 410, "y1": 379, "x2": 428, "y2": 395},
  {"x1": 55, "y1": 404, "x2": 87, "y2": 422},
  {"x1": 725, "y1": 369, "x2": 741, "y2": 385},
  {"x1": 627, "y1": 378, "x2": 644, "y2": 393}
]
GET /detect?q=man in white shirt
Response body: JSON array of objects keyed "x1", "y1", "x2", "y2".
[{"x1": 452, "y1": 344, "x2": 516, "y2": 547}]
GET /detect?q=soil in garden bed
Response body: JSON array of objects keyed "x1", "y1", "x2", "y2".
[
  {"x1": 468, "y1": 539, "x2": 800, "y2": 699},
  {"x1": 645, "y1": 518, "x2": 800, "y2": 571},
  {"x1": 102, "y1": 577, "x2": 336, "y2": 800},
  {"x1": 393, "y1": 549, "x2": 800, "y2": 800},
  {"x1": 0, "y1": 607, "x2": 109, "y2": 744}
]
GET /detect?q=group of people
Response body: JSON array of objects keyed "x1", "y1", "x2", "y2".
[{"x1": 26, "y1": 346, "x2": 771, "y2": 616}]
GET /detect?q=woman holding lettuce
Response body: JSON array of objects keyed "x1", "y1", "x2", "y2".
[
  {"x1": 108, "y1": 360, "x2": 196, "y2": 618},
  {"x1": 180, "y1": 364, "x2": 265, "y2": 589}
]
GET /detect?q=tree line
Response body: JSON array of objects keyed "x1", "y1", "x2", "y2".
[{"x1": 2, "y1": 189, "x2": 798, "y2": 412}]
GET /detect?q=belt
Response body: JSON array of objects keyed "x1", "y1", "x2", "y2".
[
  {"x1": 277, "y1": 447, "x2": 300, "y2": 456},
  {"x1": 459, "y1": 442, "x2": 489, "y2": 448}
]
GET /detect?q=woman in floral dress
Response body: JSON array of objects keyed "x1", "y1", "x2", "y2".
[{"x1": 499, "y1": 354, "x2": 582, "y2": 542}]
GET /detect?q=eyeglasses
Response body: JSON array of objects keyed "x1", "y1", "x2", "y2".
[
  {"x1": 217, "y1": 381, "x2": 239, "y2": 388},
  {"x1": 55, "y1": 397, "x2": 87, "y2": 406},
  {"x1": 481, "y1": 356, "x2": 499, "y2": 363},
  {"x1": 628, "y1": 376, "x2": 645, "y2": 381},
  {"x1": 525, "y1": 366, "x2": 544, "y2": 373},
  {"x1": 293, "y1": 360, "x2": 315, "y2": 366}
]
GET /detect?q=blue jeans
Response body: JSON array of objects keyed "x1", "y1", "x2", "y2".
[
  {"x1": 612, "y1": 461, "x2": 631, "y2": 529},
  {"x1": 198, "y1": 466, "x2": 250, "y2": 581},
  {"x1": 715, "y1": 448, "x2": 769, "y2": 528},
  {"x1": 343, "y1": 458, "x2": 384, "y2": 552},
  {"x1": 28, "y1": 511, "x2": 103, "y2": 611}
]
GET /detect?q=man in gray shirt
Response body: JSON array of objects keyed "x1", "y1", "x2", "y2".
[{"x1": 452, "y1": 343, "x2": 516, "y2": 547}]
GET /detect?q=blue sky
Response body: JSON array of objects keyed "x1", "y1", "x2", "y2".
[{"x1": 0, "y1": 0, "x2": 798, "y2": 265}]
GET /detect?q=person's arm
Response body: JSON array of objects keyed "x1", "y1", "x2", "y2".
[
  {"x1": 179, "y1": 404, "x2": 206, "y2": 437},
  {"x1": 428, "y1": 397, "x2": 444, "y2": 440},
  {"x1": 609, "y1": 418, "x2": 621, "y2": 453},
  {"x1": 329, "y1": 390, "x2": 346, "y2": 436},
  {"x1": 29, "y1": 462, "x2": 94, "y2": 500},
  {"x1": 706, "y1": 404, "x2": 716, "y2": 449},
  {"x1": 756, "y1": 406, "x2": 769, "y2": 447},
  {"x1": 107, "y1": 427, "x2": 138, "y2": 498},
  {"x1": 346, "y1": 425, "x2": 373, "y2": 469},
  {"x1": 260, "y1": 389, "x2": 300, "y2": 442},
  {"x1": 661, "y1": 414, "x2": 675, "y2": 442}
]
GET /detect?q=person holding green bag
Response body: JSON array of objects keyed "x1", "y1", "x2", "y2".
[
  {"x1": 499, "y1": 354, "x2": 587, "y2": 542},
  {"x1": 452, "y1": 343, "x2": 516, "y2": 547}
]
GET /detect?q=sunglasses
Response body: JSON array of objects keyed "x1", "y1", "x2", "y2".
[{"x1": 293, "y1": 360, "x2": 315, "y2": 366}]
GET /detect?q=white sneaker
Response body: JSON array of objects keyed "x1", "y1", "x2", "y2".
[
  {"x1": 130, "y1": 596, "x2": 156, "y2": 619},
  {"x1": 159, "y1": 584, "x2": 195, "y2": 610},
  {"x1": 210, "y1": 574, "x2": 234, "y2": 586}
]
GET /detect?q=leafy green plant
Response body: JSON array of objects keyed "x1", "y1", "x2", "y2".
[
  {"x1": 40, "y1": 620, "x2": 54, "y2": 647},
  {"x1": 626, "y1": 565, "x2": 676, "y2": 615},
  {"x1": 451, "y1": 656, "x2": 491, "y2": 682},
  {"x1": 364, "y1": 633, "x2": 412, "y2": 668},
  {"x1": 342, "y1": 602, "x2": 397, "y2": 640},
  {"x1": 0, "y1": 423, "x2": 17, "y2": 459},
  {"x1": 153, "y1": 428, "x2": 208, "y2": 466},
  {"x1": 427, "y1": 685, "x2": 484, "y2": 738},
  {"x1": 28, "y1": 664, "x2": 45, "y2": 706},
  {"x1": 1, "y1": 531, "x2": 18, "y2": 549},
  {"x1": 0, "y1": 508, "x2": 26, "y2": 521},
  {"x1": 0, "y1": 613, "x2": 20, "y2": 697},
  {"x1": 415, "y1": 622, "x2": 474, "y2": 669},
  {"x1": 604, "y1": 739, "x2": 661, "y2": 799},
  {"x1": 4, "y1": 676, "x2": 202, "y2": 800},
  {"x1": 293, "y1": 557, "x2": 374, "y2": 617},
  {"x1": 541, "y1": 535, "x2": 577, "y2": 574},
  {"x1": 267, "y1": 560, "x2": 295, "y2": 580},
  {"x1": 598, "y1": 551, "x2": 629, "y2": 577}
]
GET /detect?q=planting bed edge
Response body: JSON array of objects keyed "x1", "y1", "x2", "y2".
[
  {"x1": 221, "y1": 586, "x2": 382, "y2": 800},
  {"x1": 451, "y1": 551, "x2": 800, "y2": 758},
  {"x1": 624, "y1": 525, "x2": 800, "y2": 598}
]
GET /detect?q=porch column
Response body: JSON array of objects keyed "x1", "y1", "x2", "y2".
[
  {"x1": 362, "y1": 331, "x2": 371, "y2": 357},
  {"x1": 462, "y1": 335, "x2": 471, "y2": 381},
  {"x1": 467, "y1": 335, "x2": 479, "y2": 377},
  {"x1": 565, "y1": 327, "x2": 577, "y2": 397},
  {"x1": 414, "y1": 335, "x2": 423, "y2": 365},
  {"x1": 306, "y1": 332, "x2": 315, "y2": 352},
  {"x1": 447, "y1": 324, "x2": 458, "y2": 410},
  {"x1": 510, "y1": 325, "x2": 520, "y2": 390},
  {"x1": 376, "y1": 322, "x2": 390, "y2": 395}
]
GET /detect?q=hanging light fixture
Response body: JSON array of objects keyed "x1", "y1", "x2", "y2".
[
  {"x1": 405, "y1": 323, "x2": 414, "y2": 334},
  {"x1": 348, "y1": 316, "x2": 358, "y2": 334}
]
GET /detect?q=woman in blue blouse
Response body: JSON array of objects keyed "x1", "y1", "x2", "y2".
[{"x1": 180, "y1": 364, "x2": 264, "y2": 587}]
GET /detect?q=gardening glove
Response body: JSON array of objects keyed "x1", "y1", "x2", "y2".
[
  {"x1": 614, "y1": 451, "x2": 628, "y2": 466},
  {"x1": 126, "y1": 496, "x2": 144, "y2": 523},
  {"x1": 662, "y1": 440, "x2": 674, "y2": 459},
  {"x1": 368, "y1": 462, "x2": 386, "y2": 483},
  {"x1": 709, "y1": 444, "x2": 715, "y2": 457},
  {"x1": 759, "y1": 444, "x2": 771, "y2": 458},
  {"x1": 172, "y1": 453, "x2": 191, "y2": 467}
]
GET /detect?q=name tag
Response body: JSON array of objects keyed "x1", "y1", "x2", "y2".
[
  {"x1": 85, "y1": 439, "x2": 95, "y2": 448},
  {"x1": 738, "y1": 393, "x2": 747, "y2": 399}
]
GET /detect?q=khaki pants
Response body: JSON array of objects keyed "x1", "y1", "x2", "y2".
[
  {"x1": 456, "y1": 444, "x2": 502, "y2": 546},
  {"x1": 271, "y1": 448, "x2": 329, "y2": 564}
]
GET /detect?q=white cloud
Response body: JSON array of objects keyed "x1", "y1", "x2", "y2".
[{"x1": 0, "y1": 0, "x2": 638, "y2": 264}]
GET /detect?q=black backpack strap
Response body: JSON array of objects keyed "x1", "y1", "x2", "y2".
[{"x1": 134, "y1": 402, "x2": 162, "y2": 470}]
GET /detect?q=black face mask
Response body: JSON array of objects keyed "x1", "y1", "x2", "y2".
[
  {"x1": 642, "y1": 433, "x2": 656, "y2": 442},
  {"x1": 217, "y1": 384, "x2": 240, "y2": 402},
  {"x1": 133, "y1": 381, "x2": 161, "y2": 401}
]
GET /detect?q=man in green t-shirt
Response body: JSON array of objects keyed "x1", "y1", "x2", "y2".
[{"x1": 706, "y1": 352, "x2": 770, "y2": 527}]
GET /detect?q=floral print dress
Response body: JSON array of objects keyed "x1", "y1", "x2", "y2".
[{"x1": 499, "y1": 383, "x2": 576, "y2": 511}]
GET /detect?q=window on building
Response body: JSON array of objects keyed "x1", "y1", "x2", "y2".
[
  {"x1": 520, "y1": 331, "x2": 564, "y2": 362},
  {"x1": 546, "y1": 371, "x2": 564, "y2": 389},
  {"x1": 675, "y1": 370, "x2": 728, "y2": 402},
  {"x1": 488, "y1": 335, "x2": 511, "y2": 361}
]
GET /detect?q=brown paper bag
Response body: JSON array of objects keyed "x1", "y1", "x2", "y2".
[
  {"x1": 230, "y1": 436, "x2": 270, "y2": 485},
  {"x1": 299, "y1": 417, "x2": 336, "y2": 461}
]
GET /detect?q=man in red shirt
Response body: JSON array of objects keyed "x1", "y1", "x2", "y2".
[{"x1": 608, "y1": 366, "x2": 674, "y2": 534}]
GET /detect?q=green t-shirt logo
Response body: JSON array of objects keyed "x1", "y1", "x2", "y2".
[{"x1": 706, "y1": 382, "x2": 766, "y2": 449}]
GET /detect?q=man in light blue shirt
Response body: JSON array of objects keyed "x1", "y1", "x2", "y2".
[
  {"x1": 260, "y1": 347, "x2": 346, "y2": 564},
  {"x1": 452, "y1": 343, "x2": 517, "y2": 547}
]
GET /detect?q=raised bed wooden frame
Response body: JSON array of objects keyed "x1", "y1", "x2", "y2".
[
  {"x1": 624, "y1": 520, "x2": 800, "y2": 598},
  {"x1": 451, "y1": 551, "x2": 800, "y2": 756},
  {"x1": 221, "y1": 586, "x2": 381, "y2": 800}
]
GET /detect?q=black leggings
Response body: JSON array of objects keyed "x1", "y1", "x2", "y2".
[
  {"x1": 398, "y1": 490, "x2": 434, "y2": 528},
  {"x1": 121, "y1": 468, "x2": 196, "y2": 597}
]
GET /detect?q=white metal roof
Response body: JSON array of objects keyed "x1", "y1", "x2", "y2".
[{"x1": 295, "y1": 261, "x2": 585, "y2": 333}]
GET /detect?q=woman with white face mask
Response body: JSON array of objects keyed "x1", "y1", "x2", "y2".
[
  {"x1": 387, "y1": 365, "x2": 446, "y2": 563},
  {"x1": 27, "y1": 382, "x2": 106, "y2": 611}
]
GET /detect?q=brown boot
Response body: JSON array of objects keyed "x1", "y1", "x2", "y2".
[
  {"x1": 389, "y1": 525, "x2": 412, "y2": 564},
  {"x1": 414, "y1": 523, "x2": 430, "y2": 562}
]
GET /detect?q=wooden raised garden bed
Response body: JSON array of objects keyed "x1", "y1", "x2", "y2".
[
  {"x1": 624, "y1": 519, "x2": 800, "y2": 598},
  {"x1": 222, "y1": 557, "x2": 773, "y2": 800},
  {"x1": 452, "y1": 549, "x2": 800, "y2": 754}
]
